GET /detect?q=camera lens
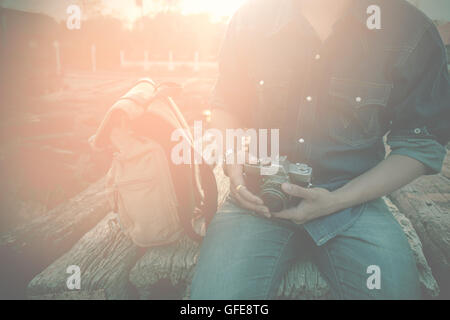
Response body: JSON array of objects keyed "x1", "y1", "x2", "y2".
[{"x1": 261, "y1": 189, "x2": 287, "y2": 213}]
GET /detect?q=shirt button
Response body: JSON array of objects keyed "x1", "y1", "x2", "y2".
[
  {"x1": 414, "y1": 128, "x2": 422, "y2": 134},
  {"x1": 298, "y1": 138, "x2": 305, "y2": 144},
  {"x1": 314, "y1": 54, "x2": 321, "y2": 60},
  {"x1": 355, "y1": 96, "x2": 362, "y2": 103},
  {"x1": 259, "y1": 80, "x2": 265, "y2": 86},
  {"x1": 306, "y1": 96, "x2": 313, "y2": 102}
]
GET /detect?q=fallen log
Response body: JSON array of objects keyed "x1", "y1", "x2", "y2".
[
  {"x1": 27, "y1": 213, "x2": 141, "y2": 300},
  {"x1": 0, "y1": 176, "x2": 110, "y2": 299},
  {"x1": 383, "y1": 197, "x2": 440, "y2": 297},
  {"x1": 25, "y1": 168, "x2": 440, "y2": 300},
  {"x1": 389, "y1": 170, "x2": 450, "y2": 298},
  {"x1": 129, "y1": 235, "x2": 331, "y2": 300},
  {"x1": 129, "y1": 197, "x2": 439, "y2": 300},
  {"x1": 27, "y1": 166, "x2": 228, "y2": 300}
]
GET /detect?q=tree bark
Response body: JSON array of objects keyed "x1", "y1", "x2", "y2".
[
  {"x1": 389, "y1": 171, "x2": 450, "y2": 298},
  {"x1": 23, "y1": 167, "x2": 441, "y2": 299},
  {"x1": 28, "y1": 213, "x2": 141, "y2": 300},
  {"x1": 0, "y1": 177, "x2": 110, "y2": 299},
  {"x1": 26, "y1": 166, "x2": 228, "y2": 300}
]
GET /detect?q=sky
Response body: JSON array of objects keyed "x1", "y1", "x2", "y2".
[
  {"x1": 1, "y1": 0, "x2": 449, "y2": 23},
  {"x1": 0, "y1": 0, "x2": 245, "y2": 23}
]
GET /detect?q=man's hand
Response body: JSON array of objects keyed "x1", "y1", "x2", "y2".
[
  {"x1": 272, "y1": 155, "x2": 428, "y2": 224},
  {"x1": 271, "y1": 183, "x2": 339, "y2": 224},
  {"x1": 227, "y1": 164, "x2": 270, "y2": 217}
]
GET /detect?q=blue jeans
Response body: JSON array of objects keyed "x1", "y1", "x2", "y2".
[{"x1": 190, "y1": 198, "x2": 421, "y2": 300}]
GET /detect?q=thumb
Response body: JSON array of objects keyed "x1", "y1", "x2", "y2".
[{"x1": 282, "y1": 183, "x2": 314, "y2": 200}]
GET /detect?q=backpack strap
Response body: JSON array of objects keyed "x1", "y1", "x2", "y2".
[
  {"x1": 197, "y1": 162, "x2": 218, "y2": 227},
  {"x1": 118, "y1": 78, "x2": 157, "y2": 106},
  {"x1": 115, "y1": 78, "x2": 218, "y2": 242},
  {"x1": 150, "y1": 83, "x2": 218, "y2": 239},
  {"x1": 120, "y1": 80, "x2": 183, "y2": 107}
]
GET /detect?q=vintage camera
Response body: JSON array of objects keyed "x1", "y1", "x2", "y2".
[{"x1": 243, "y1": 156, "x2": 312, "y2": 213}]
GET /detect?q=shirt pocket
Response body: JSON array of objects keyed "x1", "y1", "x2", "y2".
[
  {"x1": 327, "y1": 77, "x2": 393, "y2": 148},
  {"x1": 253, "y1": 68, "x2": 293, "y2": 129}
]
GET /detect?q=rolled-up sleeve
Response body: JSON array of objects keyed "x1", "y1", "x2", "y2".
[
  {"x1": 387, "y1": 24, "x2": 450, "y2": 174},
  {"x1": 210, "y1": 8, "x2": 256, "y2": 127}
]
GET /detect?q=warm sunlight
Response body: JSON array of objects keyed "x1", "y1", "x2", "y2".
[
  {"x1": 1, "y1": 0, "x2": 449, "y2": 303},
  {"x1": 179, "y1": 0, "x2": 245, "y2": 17},
  {"x1": 110, "y1": 0, "x2": 247, "y2": 27}
]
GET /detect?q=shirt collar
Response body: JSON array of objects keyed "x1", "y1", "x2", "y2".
[{"x1": 267, "y1": 0, "x2": 371, "y2": 37}]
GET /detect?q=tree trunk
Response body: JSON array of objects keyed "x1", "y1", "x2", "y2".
[
  {"x1": 383, "y1": 197, "x2": 440, "y2": 297},
  {"x1": 28, "y1": 213, "x2": 141, "y2": 300},
  {"x1": 26, "y1": 166, "x2": 228, "y2": 299},
  {"x1": 0, "y1": 177, "x2": 110, "y2": 299},
  {"x1": 23, "y1": 167, "x2": 441, "y2": 299},
  {"x1": 389, "y1": 168, "x2": 450, "y2": 298}
]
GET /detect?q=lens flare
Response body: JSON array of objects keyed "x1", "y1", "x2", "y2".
[{"x1": 179, "y1": 0, "x2": 245, "y2": 17}]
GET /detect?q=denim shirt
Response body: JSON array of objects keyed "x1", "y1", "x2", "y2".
[{"x1": 212, "y1": 0, "x2": 450, "y2": 245}]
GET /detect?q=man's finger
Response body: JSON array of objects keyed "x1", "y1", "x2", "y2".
[
  {"x1": 232, "y1": 192, "x2": 270, "y2": 217},
  {"x1": 281, "y1": 183, "x2": 314, "y2": 199},
  {"x1": 272, "y1": 207, "x2": 304, "y2": 224},
  {"x1": 238, "y1": 186, "x2": 264, "y2": 205},
  {"x1": 271, "y1": 207, "x2": 296, "y2": 220},
  {"x1": 230, "y1": 179, "x2": 263, "y2": 206}
]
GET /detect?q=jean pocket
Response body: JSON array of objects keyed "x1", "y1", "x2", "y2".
[{"x1": 327, "y1": 77, "x2": 393, "y2": 148}]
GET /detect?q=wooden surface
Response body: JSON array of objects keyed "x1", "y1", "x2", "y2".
[
  {"x1": 389, "y1": 151, "x2": 450, "y2": 298},
  {"x1": 26, "y1": 166, "x2": 440, "y2": 299},
  {"x1": 0, "y1": 177, "x2": 110, "y2": 299},
  {"x1": 28, "y1": 213, "x2": 141, "y2": 300}
]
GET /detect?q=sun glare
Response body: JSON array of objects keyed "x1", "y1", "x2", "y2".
[
  {"x1": 116, "y1": 0, "x2": 246, "y2": 27},
  {"x1": 179, "y1": 0, "x2": 246, "y2": 17}
]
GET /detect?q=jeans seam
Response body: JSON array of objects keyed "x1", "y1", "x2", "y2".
[
  {"x1": 314, "y1": 202, "x2": 366, "y2": 246},
  {"x1": 323, "y1": 246, "x2": 345, "y2": 300},
  {"x1": 262, "y1": 231, "x2": 295, "y2": 300}
]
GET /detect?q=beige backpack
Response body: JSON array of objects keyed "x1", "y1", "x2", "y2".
[{"x1": 90, "y1": 79, "x2": 217, "y2": 247}]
